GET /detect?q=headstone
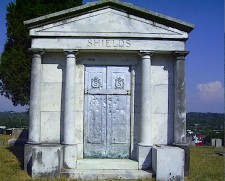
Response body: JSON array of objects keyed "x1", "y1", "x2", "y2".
[
  {"x1": 0, "y1": 140, "x2": 3, "y2": 145},
  {"x1": 215, "y1": 139, "x2": 222, "y2": 147},
  {"x1": 211, "y1": 138, "x2": 222, "y2": 147},
  {"x1": 8, "y1": 138, "x2": 17, "y2": 146},
  {"x1": 0, "y1": 128, "x2": 4, "y2": 134},
  {"x1": 8, "y1": 128, "x2": 28, "y2": 146},
  {"x1": 219, "y1": 152, "x2": 225, "y2": 156}
]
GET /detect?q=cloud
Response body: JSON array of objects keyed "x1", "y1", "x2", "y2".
[{"x1": 197, "y1": 81, "x2": 224, "y2": 101}]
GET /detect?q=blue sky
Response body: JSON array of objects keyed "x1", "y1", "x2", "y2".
[{"x1": 0, "y1": 0, "x2": 224, "y2": 113}]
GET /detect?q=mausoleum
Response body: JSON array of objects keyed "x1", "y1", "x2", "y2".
[{"x1": 24, "y1": 0, "x2": 194, "y2": 180}]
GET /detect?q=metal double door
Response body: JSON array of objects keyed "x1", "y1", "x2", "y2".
[{"x1": 84, "y1": 66, "x2": 131, "y2": 158}]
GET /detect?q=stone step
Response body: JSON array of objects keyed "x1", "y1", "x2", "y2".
[
  {"x1": 77, "y1": 159, "x2": 138, "y2": 170},
  {"x1": 61, "y1": 169, "x2": 153, "y2": 180}
]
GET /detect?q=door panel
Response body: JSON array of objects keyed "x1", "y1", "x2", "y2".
[
  {"x1": 107, "y1": 95, "x2": 130, "y2": 158},
  {"x1": 84, "y1": 66, "x2": 131, "y2": 158},
  {"x1": 85, "y1": 67, "x2": 106, "y2": 93},
  {"x1": 107, "y1": 66, "x2": 131, "y2": 91},
  {"x1": 86, "y1": 95, "x2": 106, "y2": 144},
  {"x1": 84, "y1": 95, "x2": 107, "y2": 157}
]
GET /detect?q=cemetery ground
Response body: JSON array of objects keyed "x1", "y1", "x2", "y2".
[{"x1": 0, "y1": 134, "x2": 224, "y2": 181}]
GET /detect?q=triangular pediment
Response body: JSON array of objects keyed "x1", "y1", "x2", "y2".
[{"x1": 30, "y1": 8, "x2": 187, "y2": 38}]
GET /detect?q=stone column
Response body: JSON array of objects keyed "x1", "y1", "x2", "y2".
[
  {"x1": 139, "y1": 50, "x2": 154, "y2": 146},
  {"x1": 63, "y1": 50, "x2": 78, "y2": 169},
  {"x1": 173, "y1": 51, "x2": 189, "y2": 144},
  {"x1": 173, "y1": 51, "x2": 190, "y2": 177},
  {"x1": 138, "y1": 50, "x2": 154, "y2": 170},
  {"x1": 28, "y1": 50, "x2": 44, "y2": 144}
]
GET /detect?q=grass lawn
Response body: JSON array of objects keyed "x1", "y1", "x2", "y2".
[{"x1": 0, "y1": 134, "x2": 224, "y2": 181}]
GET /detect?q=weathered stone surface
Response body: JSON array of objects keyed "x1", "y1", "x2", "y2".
[
  {"x1": 61, "y1": 169, "x2": 153, "y2": 180},
  {"x1": 77, "y1": 159, "x2": 138, "y2": 170},
  {"x1": 32, "y1": 38, "x2": 185, "y2": 51},
  {"x1": 24, "y1": 0, "x2": 194, "y2": 34},
  {"x1": 24, "y1": 0, "x2": 194, "y2": 179},
  {"x1": 152, "y1": 113, "x2": 174, "y2": 144},
  {"x1": 31, "y1": 145, "x2": 62, "y2": 178},
  {"x1": 41, "y1": 83, "x2": 62, "y2": 112},
  {"x1": 63, "y1": 145, "x2": 77, "y2": 169},
  {"x1": 174, "y1": 52, "x2": 189, "y2": 144},
  {"x1": 152, "y1": 145, "x2": 184, "y2": 181},
  {"x1": 173, "y1": 144, "x2": 190, "y2": 176},
  {"x1": 138, "y1": 145, "x2": 152, "y2": 170},
  {"x1": 28, "y1": 52, "x2": 43, "y2": 144},
  {"x1": 40, "y1": 112, "x2": 61, "y2": 143},
  {"x1": 24, "y1": 144, "x2": 35, "y2": 174}
]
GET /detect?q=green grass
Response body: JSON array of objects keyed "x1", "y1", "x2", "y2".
[
  {"x1": 0, "y1": 135, "x2": 30, "y2": 180},
  {"x1": 0, "y1": 134, "x2": 224, "y2": 181},
  {"x1": 188, "y1": 146, "x2": 225, "y2": 181}
]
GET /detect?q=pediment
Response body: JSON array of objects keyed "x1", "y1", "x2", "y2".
[{"x1": 30, "y1": 8, "x2": 188, "y2": 39}]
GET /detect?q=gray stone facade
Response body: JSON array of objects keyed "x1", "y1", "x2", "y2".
[{"x1": 24, "y1": 0, "x2": 194, "y2": 179}]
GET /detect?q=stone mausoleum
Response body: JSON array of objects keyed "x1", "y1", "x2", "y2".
[{"x1": 24, "y1": 0, "x2": 194, "y2": 180}]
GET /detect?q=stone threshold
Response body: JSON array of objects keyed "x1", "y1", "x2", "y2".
[
  {"x1": 61, "y1": 169, "x2": 153, "y2": 180},
  {"x1": 77, "y1": 159, "x2": 138, "y2": 170}
]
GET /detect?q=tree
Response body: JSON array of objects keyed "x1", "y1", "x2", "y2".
[{"x1": 0, "y1": 0, "x2": 82, "y2": 106}]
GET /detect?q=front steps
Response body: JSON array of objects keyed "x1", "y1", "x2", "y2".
[
  {"x1": 77, "y1": 159, "x2": 138, "y2": 170},
  {"x1": 61, "y1": 159, "x2": 153, "y2": 180}
]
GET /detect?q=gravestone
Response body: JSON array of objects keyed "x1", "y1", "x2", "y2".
[
  {"x1": 8, "y1": 128, "x2": 28, "y2": 146},
  {"x1": 211, "y1": 138, "x2": 222, "y2": 147},
  {"x1": 0, "y1": 140, "x2": 3, "y2": 145},
  {"x1": 23, "y1": 0, "x2": 194, "y2": 179}
]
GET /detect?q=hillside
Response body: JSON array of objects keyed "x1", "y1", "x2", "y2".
[
  {"x1": 0, "y1": 112, "x2": 28, "y2": 128},
  {"x1": 186, "y1": 112, "x2": 224, "y2": 131},
  {"x1": 0, "y1": 112, "x2": 223, "y2": 131}
]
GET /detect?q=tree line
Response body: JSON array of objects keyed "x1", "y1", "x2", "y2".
[
  {"x1": 0, "y1": 0, "x2": 82, "y2": 106},
  {"x1": 0, "y1": 112, "x2": 223, "y2": 131}
]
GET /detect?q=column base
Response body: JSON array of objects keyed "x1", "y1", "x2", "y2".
[
  {"x1": 24, "y1": 144, "x2": 63, "y2": 178},
  {"x1": 26, "y1": 141, "x2": 41, "y2": 144},
  {"x1": 63, "y1": 144, "x2": 77, "y2": 169},
  {"x1": 137, "y1": 145, "x2": 152, "y2": 170},
  {"x1": 24, "y1": 144, "x2": 35, "y2": 174}
]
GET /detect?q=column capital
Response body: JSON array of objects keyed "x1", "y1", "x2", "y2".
[
  {"x1": 63, "y1": 49, "x2": 79, "y2": 56},
  {"x1": 173, "y1": 51, "x2": 189, "y2": 60},
  {"x1": 29, "y1": 48, "x2": 45, "y2": 55},
  {"x1": 139, "y1": 50, "x2": 154, "y2": 57}
]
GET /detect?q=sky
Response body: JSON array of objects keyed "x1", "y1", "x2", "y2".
[{"x1": 0, "y1": 0, "x2": 224, "y2": 113}]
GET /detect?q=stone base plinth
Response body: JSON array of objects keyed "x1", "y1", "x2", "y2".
[
  {"x1": 24, "y1": 144, "x2": 35, "y2": 174},
  {"x1": 173, "y1": 143, "x2": 190, "y2": 176},
  {"x1": 137, "y1": 145, "x2": 152, "y2": 170},
  {"x1": 63, "y1": 144, "x2": 77, "y2": 169},
  {"x1": 24, "y1": 144, "x2": 63, "y2": 178},
  {"x1": 152, "y1": 145, "x2": 184, "y2": 181}
]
